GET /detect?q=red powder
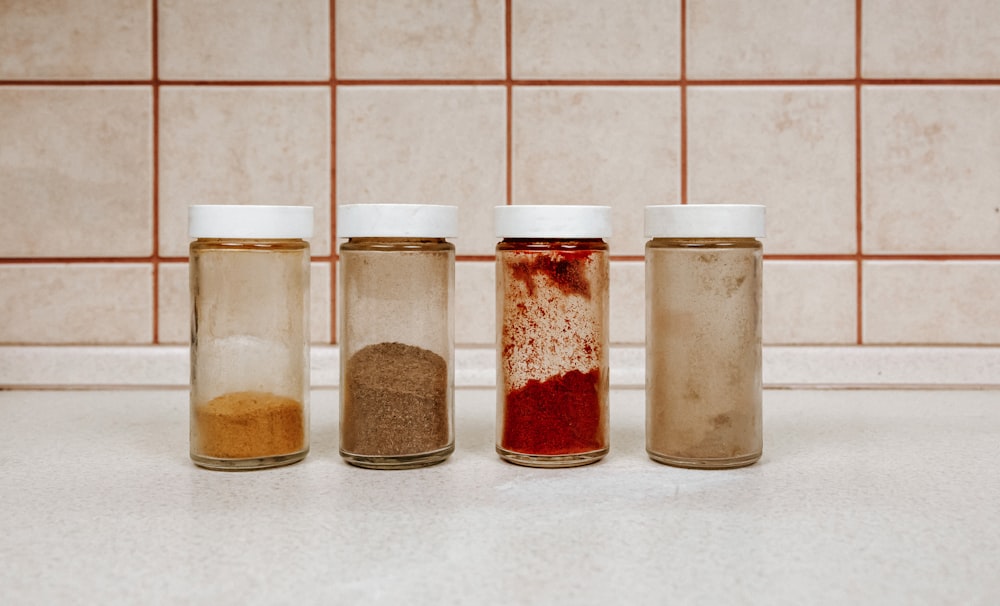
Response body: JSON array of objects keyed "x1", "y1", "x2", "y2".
[
  {"x1": 501, "y1": 369, "x2": 604, "y2": 455},
  {"x1": 509, "y1": 250, "x2": 594, "y2": 298}
]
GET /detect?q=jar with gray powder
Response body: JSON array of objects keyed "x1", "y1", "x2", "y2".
[
  {"x1": 644, "y1": 204, "x2": 765, "y2": 469},
  {"x1": 338, "y1": 204, "x2": 456, "y2": 469}
]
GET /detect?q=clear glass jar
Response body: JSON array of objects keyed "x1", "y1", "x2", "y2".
[
  {"x1": 338, "y1": 204, "x2": 456, "y2": 469},
  {"x1": 188, "y1": 205, "x2": 313, "y2": 470},
  {"x1": 645, "y1": 204, "x2": 765, "y2": 469},
  {"x1": 494, "y1": 205, "x2": 611, "y2": 468}
]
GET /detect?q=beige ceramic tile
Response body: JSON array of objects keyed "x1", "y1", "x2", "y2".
[
  {"x1": 0, "y1": 87, "x2": 152, "y2": 257},
  {"x1": 863, "y1": 261, "x2": 1000, "y2": 344},
  {"x1": 0, "y1": 0, "x2": 150, "y2": 79},
  {"x1": 687, "y1": 86, "x2": 856, "y2": 254},
  {"x1": 863, "y1": 0, "x2": 1000, "y2": 78},
  {"x1": 687, "y1": 0, "x2": 854, "y2": 79},
  {"x1": 158, "y1": 261, "x2": 332, "y2": 344},
  {"x1": 862, "y1": 86, "x2": 1000, "y2": 254},
  {"x1": 763, "y1": 261, "x2": 857, "y2": 345},
  {"x1": 310, "y1": 262, "x2": 333, "y2": 344},
  {"x1": 156, "y1": 262, "x2": 188, "y2": 344},
  {"x1": 336, "y1": 86, "x2": 505, "y2": 256},
  {"x1": 455, "y1": 261, "x2": 495, "y2": 346},
  {"x1": 0, "y1": 263, "x2": 152, "y2": 344},
  {"x1": 512, "y1": 0, "x2": 680, "y2": 79},
  {"x1": 158, "y1": 86, "x2": 331, "y2": 257},
  {"x1": 159, "y1": 0, "x2": 329, "y2": 80},
  {"x1": 611, "y1": 261, "x2": 644, "y2": 345},
  {"x1": 336, "y1": 0, "x2": 504, "y2": 79},
  {"x1": 512, "y1": 87, "x2": 680, "y2": 256}
]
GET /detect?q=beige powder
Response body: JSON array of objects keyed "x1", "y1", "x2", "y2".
[{"x1": 497, "y1": 248, "x2": 608, "y2": 392}]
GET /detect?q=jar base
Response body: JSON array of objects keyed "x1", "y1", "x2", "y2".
[
  {"x1": 191, "y1": 448, "x2": 308, "y2": 471},
  {"x1": 496, "y1": 446, "x2": 608, "y2": 468},
  {"x1": 341, "y1": 444, "x2": 454, "y2": 470},
  {"x1": 647, "y1": 449, "x2": 760, "y2": 469}
]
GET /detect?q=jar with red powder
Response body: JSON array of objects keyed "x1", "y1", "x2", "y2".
[{"x1": 494, "y1": 205, "x2": 611, "y2": 468}]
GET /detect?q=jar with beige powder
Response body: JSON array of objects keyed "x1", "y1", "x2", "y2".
[{"x1": 644, "y1": 204, "x2": 765, "y2": 469}]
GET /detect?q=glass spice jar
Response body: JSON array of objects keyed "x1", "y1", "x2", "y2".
[
  {"x1": 338, "y1": 204, "x2": 457, "y2": 470},
  {"x1": 495, "y1": 205, "x2": 611, "y2": 468},
  {"x1": 188, "y1": 204, "x2": 313, "y2": 470},
  {"x1": 644, "y1": 204, "x2": 766, "y2": 469}
]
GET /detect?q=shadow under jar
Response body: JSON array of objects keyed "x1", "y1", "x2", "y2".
[
  {"x1": 495, "y1": 205, "x2": 611, "y2": 468},
  {"x1": 645, "y1": 204, "x2": 765, "y2": 469},
  {"x1": 188, "y1": 205, "x2": 313, "y2": 470},
  {"x1": 338, "y1": 204, "x2": 456, "y2": 470}
]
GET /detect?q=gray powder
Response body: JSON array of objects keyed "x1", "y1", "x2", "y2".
[{"x1": 341, "y1": 342, "x2": 450, "y2": 457}]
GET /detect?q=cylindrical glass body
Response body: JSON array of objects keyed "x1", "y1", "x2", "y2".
[
  {"x1": 494, "y1": 205, "x2": 611, "y2": 468},
  {"x1": 645, "y1": 204, "x2": 764, "y2": 469},
  {"x1": 338, "y1": 205, "x2": 456, "y2": 469},
  {"x1": 189, "y1": 206, "x2": 312, "y2": 470}
]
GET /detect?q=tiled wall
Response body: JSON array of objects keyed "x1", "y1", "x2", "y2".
[{"x1": 2, "y1": 0, "x2": 999, "y2": 347}]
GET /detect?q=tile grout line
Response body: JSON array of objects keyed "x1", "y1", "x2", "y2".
[
  {"x1": 505, "y1": 0, "x2": 513, "y2": 207},
  {"x1": 855, "y1": 0, "x2": 864, "y2": 345},
  {"x1": 6, "y1": 253, "x2": 998, "y2": 265},
  {"x1": 680, "y1": 0, "x2": 688, "y2": 204},
  {"x1": 330, "y1": 0, "x2": 338, "y2": 345},
  {"x1": 151, "y1": 0, "x2": 160, "y2": 345},
  {"x1": 6, "y1": 77, "x2": 1000, "y2": 87}
]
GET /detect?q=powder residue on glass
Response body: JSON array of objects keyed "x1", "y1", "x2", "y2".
[
  {"x1": 645, "y1": 243, "x2": 762, "y2": 464},
  {"x1": 193, "y1": 390, "x2": 305, "y2": 460},
  {"x1": 341, "y1": 341, "x2": 450, "y2": 457},
  {"x1": 498, "y1": 245, "x2": 608, "y2": 457}
]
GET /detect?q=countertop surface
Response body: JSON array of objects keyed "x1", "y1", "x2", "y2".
[{"x1": 1, "y1": 388, "x2": 998, "y2": 605}]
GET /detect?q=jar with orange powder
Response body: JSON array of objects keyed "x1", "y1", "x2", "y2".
[{"x1": 188, "y1": 205, "x2": 312, "y2": 470}]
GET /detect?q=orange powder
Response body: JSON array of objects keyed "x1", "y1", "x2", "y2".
[{"x1": 194, "y1": 391, "x2": 305, "y2": 459}]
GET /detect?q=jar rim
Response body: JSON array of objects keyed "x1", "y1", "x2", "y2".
[
  {"x1": 494, "y1": 205, "x2": 612, "y2": 239},
  {"x1": 337, "y1": 204, "x2": 458, "y2": 238},
  {"x1": 644, "y1": 204, "x2": 766, "y2": 238},
  {"x1": 189, "y1": 205, "x2": 314, "y2": 239}
]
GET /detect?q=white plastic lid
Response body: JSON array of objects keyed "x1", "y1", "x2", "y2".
[
  {"x1": 495, "y1": 205, "x2": 612, "y2": 238},
  {"x1": 644, "y1": 204, "x2": 766, "y2": 238},
  {"x1": 337, "y1": 204, "x2": 458, "y2": 238},
  {"x1": 189, "y1": 205, "x2": 314, "y2": 239}
]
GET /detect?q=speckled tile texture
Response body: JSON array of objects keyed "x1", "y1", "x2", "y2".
[{"x1": 3, "y1": 1, "x2": 1000, "y2": 347}]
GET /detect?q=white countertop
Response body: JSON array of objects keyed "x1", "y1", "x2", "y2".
[{"x1": 1, "y1": 388, "x2": 998, "y2": 605}]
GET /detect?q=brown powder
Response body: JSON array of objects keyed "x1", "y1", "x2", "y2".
[
  {"x1": 194, "y1": 391, "x2": 305, "y2": 459},
  {"x1": 342, "y1": 342, "x2": 449, "y2": 456}
]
